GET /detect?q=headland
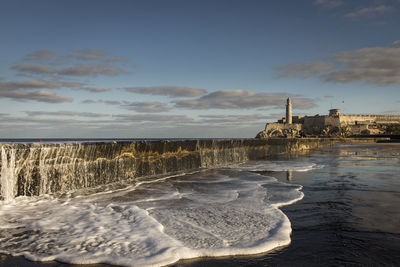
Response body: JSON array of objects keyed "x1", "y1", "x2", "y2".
[{"x1": 256, "y1": 98, "x2": 400, "y2": 138}]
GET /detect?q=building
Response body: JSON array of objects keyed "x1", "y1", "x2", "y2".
[{"x1": 256, "y1": 98, "x2": 400, "y2": 138}]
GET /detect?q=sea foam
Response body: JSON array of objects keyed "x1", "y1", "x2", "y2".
[{"x1": 0, "y1": 161, "x2": 311, "y2": 267}]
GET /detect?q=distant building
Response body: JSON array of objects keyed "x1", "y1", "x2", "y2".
[{"x1": 256, "y1": 99, "x2": 400, "y2": 138}]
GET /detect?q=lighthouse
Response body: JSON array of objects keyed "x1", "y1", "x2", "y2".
[{"x1": 286, "y1": 98, "x2": 292, "y2": 124}]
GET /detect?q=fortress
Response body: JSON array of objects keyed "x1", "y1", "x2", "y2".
[{"x1": 256, "y1": 98, "x2": 400, "y2": 138}]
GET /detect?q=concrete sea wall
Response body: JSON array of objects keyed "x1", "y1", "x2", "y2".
[{"x1": 0, "y1": 138, "x2": 362, "y2": 200}]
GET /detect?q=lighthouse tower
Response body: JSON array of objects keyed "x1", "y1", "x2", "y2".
[{"x1": 286, "y1": 98, "x2": 292, "y2": 124}]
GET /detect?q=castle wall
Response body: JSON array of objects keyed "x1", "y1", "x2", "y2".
[
  {"x1": 339, "y1": 115, "x2": 400, "y2": 125},
  {"x1": 302, "y1": 116, "x2": 327, "y2": 134}
]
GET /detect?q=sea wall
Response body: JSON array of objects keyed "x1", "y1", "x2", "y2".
[{"x1": 0, "y1": 138, "x2": 335, "y2": 200}]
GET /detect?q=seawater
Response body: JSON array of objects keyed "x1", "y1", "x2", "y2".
[
  {"x1": 0, "y1": 158, "x2": 319, "y2": 267},
  {"x1": 177, "y1": 143, "x2": 400, "y2": 266}
]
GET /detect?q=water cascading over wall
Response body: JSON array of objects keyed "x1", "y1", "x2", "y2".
[{"x1": 0, "y1": 139, "x2": 333, "y2": 201}]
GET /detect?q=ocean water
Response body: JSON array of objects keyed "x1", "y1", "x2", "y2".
[
  {"x1": 1, "y1": 143, "x2": 399, "y2": 266},
  {"x1": 0, "y1": 154, "x2": 316, "y2": 267},
  {"x1": 177, "y1": 143, "x2": 400, "y2": 266}
]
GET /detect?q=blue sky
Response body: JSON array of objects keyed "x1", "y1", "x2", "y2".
[{"x1": 0, "y1": 0, "x2": 399, "y2": 138}]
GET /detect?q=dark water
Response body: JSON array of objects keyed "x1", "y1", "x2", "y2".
[
  {"x1": 1, "y1": 143, "x2": 399, "y2": 266},
  {"x1": 175, "y1": 143, "x2": 400, "y2": 266}
]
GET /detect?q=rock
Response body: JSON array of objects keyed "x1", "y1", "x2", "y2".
[{"x1": 255, "y1": 131, "x2": 268, "y2": 139}]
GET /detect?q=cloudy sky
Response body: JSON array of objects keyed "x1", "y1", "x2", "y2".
[{"x1": 1, "y1": 0, "x2": 399, "y2": 138}]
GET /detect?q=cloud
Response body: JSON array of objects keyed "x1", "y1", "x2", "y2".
[
  {"x1": 61, "y1": 81, "x2": 86, "y2": 88},
  {"x1": 13, "y1": 64, "x2": 127, "y2": 76},
  {"x1": 174, "y1": 90, "x2": 316, "y2": 110},
  {"x1": 390, "y1": 40, "x2": 400, "y2": 48},
  {"x1": 323, "y1": 44, "x2": 400, "y2": 85},
  {"x1": 110, "y1": 57, "x2": 129, "y2": 62},
  {"x1": 81, "y1": 99, "x2": 121, "y2": 105},
  {"x1": 275, "y1": 61, "x2": 336, "y2": 79},
  {"x1": 0, "y1": 90, "x2": 72, "y2": 103},
  {"x1": 103, "y1": 100, "x2": 121, "y2": 105},
  {"x1": 81, "y1": 99, "x2": 97, "y2": 104},
  {"x1": 67, "y1": 49, "x2": 110, "y2": 61},
  {"x1": 125, "y1": 86, "x2": 207, "y2": 97},
  {"x1": 73, "y1": 87, "x2": 112, "y2": 93},
  {"x1": 12, "y1": 64, "x2": 55, "y2": 75},
  {"x1": 72, "y1": 49, "x2": 110, "y2": 56},
  {"x1": 276, "y1": 41, "x2": 400, "y2": 85},
  {"x1": 122, "y1": 101, "x2": 171, "y2": 113},
  {"x1": 314, "y1": 0, "x2": 343, "y2": 9},
  {"x1": 0, "y1": 80, "x2": 73, "y2": 103},
  {"x1": 59, "y1": 64, "x2": 127, "y2": 76},
  {"x1": 25, "y1": 111, "x2": 108, "y2": 117},
  {"x1": 24, "y1": 50, "x2": 56, "y2": 62},
  {"x1": 198, "y1": 114, "x2": 274, "y2": 125},
  {"x1": 0, "y1": 80, "x2": 61, "y2": 90},
  {"x1": 113, "y1": 113, "x2": 193, "y2": 122},
  {"x1": 345, "y1": 5, "x2": 394, "y2": 19},
  {"x1": 67, "y1": 54, "x2": 106, "y2": 60}
]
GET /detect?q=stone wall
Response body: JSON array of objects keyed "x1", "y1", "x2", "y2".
[{"x1": 339, "y1": 115, "x2": 400, "y2": 125}]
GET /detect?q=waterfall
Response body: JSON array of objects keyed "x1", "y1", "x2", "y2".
[
  {"x1": 0, "y1": 139, "x2": 331, "y2": 200},
  {"x1": 1, "y1": 146, "x2": 17, "y2": 202}
]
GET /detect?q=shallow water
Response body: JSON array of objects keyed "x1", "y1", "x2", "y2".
[
  {"x1": 175, "y1": 143, "x2": 400, "y2": 266},
  {"x1": 1, "y1": 143, "x2": 399, "y2": 267}
]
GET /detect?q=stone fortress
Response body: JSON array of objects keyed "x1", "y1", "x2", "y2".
[{"x1": 256, "y1": 98, "x2": 400, "y2": 138}]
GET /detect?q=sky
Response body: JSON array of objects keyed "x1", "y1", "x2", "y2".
[{"x1": 0, "y1": 0, "x2": 399, "y2": 138}]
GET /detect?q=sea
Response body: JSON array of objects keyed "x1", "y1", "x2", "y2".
[{"x1": 0, "y1": 142, "x2": 399, "y2": 267}]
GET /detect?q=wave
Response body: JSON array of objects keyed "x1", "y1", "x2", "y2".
[{"x1": 0, "y1": 162, "x2": 316, "y2": 266}]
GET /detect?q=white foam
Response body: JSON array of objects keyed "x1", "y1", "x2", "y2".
[
  {"x1": 0, "y1": 146, "x2": 17, "y2": 202},
  {"x1": 0, "y1": 167, "x2": 304, "y2": 267}
]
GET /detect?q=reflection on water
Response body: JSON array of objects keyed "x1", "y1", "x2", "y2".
[{"x1": 286, "y1": 170, "x2": 293, "y2": 181}]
